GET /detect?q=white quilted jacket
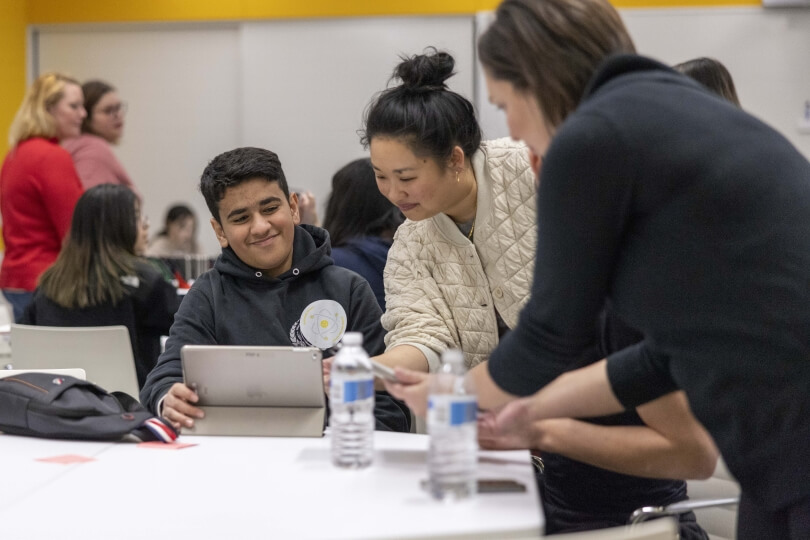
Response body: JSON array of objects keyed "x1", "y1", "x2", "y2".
[{"x1": 382, "y1": 138, "x2": 536, "y2": 371}]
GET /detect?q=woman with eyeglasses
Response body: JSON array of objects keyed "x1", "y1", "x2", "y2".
[
  {"x1": 1, "y1": 72, "x2": 86, "y2": 321},
  {"x1": 62, "y1": 80, "x2": 140, "y2": 197}
]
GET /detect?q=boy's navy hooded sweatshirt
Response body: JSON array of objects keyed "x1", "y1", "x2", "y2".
[{"x1": 140, "y1": 224, "x2": 410, "y2": 432}]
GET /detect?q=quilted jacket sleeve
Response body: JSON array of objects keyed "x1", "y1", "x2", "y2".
[{"x1": 381, "y1": 223, "x2": 460, "y2": 373}]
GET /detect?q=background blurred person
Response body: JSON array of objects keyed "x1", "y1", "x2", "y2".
[
  {"x1": 146, "y1": 203, "x2": 202, "y2": 258},
  {"x1": 0, "y1": 72, "x2": 85, "y2": 321},
  {"x1": 293, "y1": 189, "x2": 321, "y2": 226},
  {"x1": 21, "y1": 184, "x2": 179, "y2": 389},
  {"x1": 322, "y1": 158, "x2": 404, "y2": 310},
  {"x1": 62, "y1": 80, "x2": 140, "y2": 197},
  {"x1": 674, "y1": 57, "x2": 741, "y2": 106}
]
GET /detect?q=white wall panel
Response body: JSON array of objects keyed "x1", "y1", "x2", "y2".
[
  {"x1": 35, "y1": 8, "x2": 810, "y2": 258},
  {"x1": 475, "y1": 7, "x2": 810, "y2": 160},
  {"x1": 623, "y1": 7, "x2": 810, "y2": 160},
  {"x1": 37, "y1": 25, "x2": 241, "y2": 255},
  {"x1": 36, "y1": 18, "x2": 474, "y2": 253},
  {"x1": 239, "y1": 16, "x2": 474, "y2": 215}
]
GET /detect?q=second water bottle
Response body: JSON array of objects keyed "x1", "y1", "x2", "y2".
[{"x1": 427, "y1": 349, "x2": 478, "y2": 500}]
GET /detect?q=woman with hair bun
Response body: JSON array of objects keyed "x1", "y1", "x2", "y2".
[
  {"x1": 358, "y1": 48, "x2": 536, "y2": 376},
  {"x1": 378, "y1": 49, "x2": 715, "y2": 538}
]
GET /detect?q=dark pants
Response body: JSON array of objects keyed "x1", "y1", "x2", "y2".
[
  {"x1": 535, "y1": 464, "x2": 708, "y2": 540},
  {"x1": 738, "y1": 493, "x2": 810, "y2": 540},
  {"x1": 2, "y1": 290, "x2": 33, "y2": 322}
]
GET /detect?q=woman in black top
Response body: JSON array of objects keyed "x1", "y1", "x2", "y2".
[
  {"x1": 22, "y1": 184, "x2": 180, "y2": 388},
  {"x1": 462, "y1": 1, "x2": 810, "y2": 538}
]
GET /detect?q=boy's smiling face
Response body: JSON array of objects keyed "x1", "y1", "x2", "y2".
[{"x1": 210, "y1": 177, "x2": 300, "y2": 277}]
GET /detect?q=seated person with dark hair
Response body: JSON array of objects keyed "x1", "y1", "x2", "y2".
[{"x1": 140, "y1": 147, "x2": 410, "y2": 433}]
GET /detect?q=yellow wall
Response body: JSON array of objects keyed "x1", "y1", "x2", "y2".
[
  {"x1": 26, "y1": 0, "x2": 760, "y2": 24},
  {"x1": 0, "y1": 0, "x2": 27, "y2": 155}
]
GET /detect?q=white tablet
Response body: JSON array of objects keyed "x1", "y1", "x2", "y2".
[{"x1": 180, "y1": 345, "x2": 324, "y2": 408}]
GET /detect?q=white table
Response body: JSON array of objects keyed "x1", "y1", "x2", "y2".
[
  {"x1": 0, "y1": 431, "x2": 543, "y2": 539},
  {"x1": 0, "y1": 437, "x2": 113, "y2": 509}
]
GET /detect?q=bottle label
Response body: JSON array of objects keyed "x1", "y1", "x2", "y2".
[
  {"x1": 428, "y1": 396, "x2": 477, "y2": 427},
  {"x1": 332, "y1": 379, "x2": 374, "y2": 404}
]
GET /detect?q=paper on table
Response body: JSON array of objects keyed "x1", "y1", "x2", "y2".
[
  {"x1": 137, "y1": 441, "x2": 197, "y2": 450},
  {"x1": 36, "y1": 454, "x2": 96, "y2": 464}
]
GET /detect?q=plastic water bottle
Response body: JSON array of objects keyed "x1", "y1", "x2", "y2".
[
  {"x1": 427, "y1": 349, "x2": 477, "y2": 500},
  {"x1": 329, "y1": 332, "x2": 375, "y2": 468}
]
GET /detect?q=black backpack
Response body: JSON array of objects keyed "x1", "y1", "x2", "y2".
[{"x1": 0, "y1": 372, "x2": 177, "y2": 442}]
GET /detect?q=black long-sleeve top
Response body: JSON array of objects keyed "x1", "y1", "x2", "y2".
[
  {"x1": 488, "y1": 55, "x2": 810, "y2": 512},
  {"x1": 22, "y1": 260, "x2": 180, "y2": 388}
]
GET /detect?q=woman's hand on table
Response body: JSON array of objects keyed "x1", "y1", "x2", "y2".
[{"x1": 478, "y1": 397, "x2": 538, "y2": 450}]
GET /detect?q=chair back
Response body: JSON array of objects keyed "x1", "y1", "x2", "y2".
[
  {"x1": 0, "y1": 368, "x2": 87, "y2": 380},
  {"x1": 687, "y1": 457, "x2": 740, "y2": 540},
  {"x1": 0, "y1": 302, "x2": 13, "y2": 326},
  {"x1": 10, "y1": 325, "x2": 139, "y2": 399}
]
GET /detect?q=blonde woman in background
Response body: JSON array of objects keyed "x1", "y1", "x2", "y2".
[{"x1": 0, "y1": 72, "x2": 85, "y2": 321}]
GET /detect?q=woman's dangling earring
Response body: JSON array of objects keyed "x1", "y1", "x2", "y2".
[{"x1": 456, "y1": 170, "x2": 460, "y2": 183}]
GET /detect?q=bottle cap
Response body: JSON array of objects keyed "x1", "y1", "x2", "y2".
[
  {"x1": 341, "y1": 332, "x2": 363, "y2": 346},
  {"x1": 441, "y1": 349, "x2": 464, "y2": 365}
]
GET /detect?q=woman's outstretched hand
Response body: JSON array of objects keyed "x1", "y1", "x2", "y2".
[{"x1": 383, "y1": 367, "x2": 432, "y2": 417}]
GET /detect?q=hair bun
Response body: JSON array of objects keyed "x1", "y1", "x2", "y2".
[{"x1": 395, "y1": 48, "x2": 455, "y2": 92}]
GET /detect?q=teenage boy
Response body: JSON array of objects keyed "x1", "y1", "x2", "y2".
[{"x1": 140, "y1": 147, "x2": 410, "y2": 432}]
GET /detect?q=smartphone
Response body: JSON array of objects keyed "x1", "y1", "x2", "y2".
[
  {"x1": 371, "y1": 359, "x2": 398, "y2": 382},
  {"x1": 477, "y1": 479, "x2": 527, "y2": 493},
  {"x1": 420, "y1": 478, "x2": 527, "y2": 494}
]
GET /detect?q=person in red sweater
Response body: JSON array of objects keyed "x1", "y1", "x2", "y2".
[{"x1": 1, "y1": 72, "x2": 85, "y2": 321}]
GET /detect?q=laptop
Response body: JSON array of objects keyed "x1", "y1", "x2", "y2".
[{"x1": 180, "y1": 345, "x2": 325, "y2": 437}]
